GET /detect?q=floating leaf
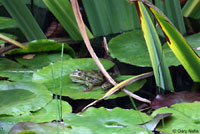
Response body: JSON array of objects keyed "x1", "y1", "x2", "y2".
[
  {"x1": 151, "y1": 91, "x2": 200, "y2": 109},
  {"x1": 64, "y1": 107, "x2": 152, "y2": 134},
  {"x1": 0, "y1": 100, "x2": 72, "y2": 133},
  {"x1": 0, "y1": 82, "x2": 52, "y2": 116},
  {"x1": 152, "y1": 102, "x2": 200, "y2": 133},
  {"x1": 33, "y1": 58, "x2": 145, "y2": 99},
  {"x1": 109, "y1": 30, "x2": 151, "y2": 66},
  {"x1": 9, "y1": 122, "x2": 94, "y2": 134},
  {"x1": 6, "y1": 39, "x2": 75, "y2": 57},
  {"x1": 0, "y1": 58, "x2": 33, "y2": 82},
  {"x1": 16, "y1": 53, "x2": 72, "y2": 70}
]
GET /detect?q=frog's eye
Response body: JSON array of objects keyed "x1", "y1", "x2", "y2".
[{"x1": 75, "y1": 69, "x2": 80, "y2": 71}]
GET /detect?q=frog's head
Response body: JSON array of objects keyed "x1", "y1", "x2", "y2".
[{"x1": 70, "y1": 69, "x2": 85, "y2": 80}]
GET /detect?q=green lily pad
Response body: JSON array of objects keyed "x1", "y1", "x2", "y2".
[
  {"x1": 16, "y1": 53, "x2": 72, "y2": 70},
  {"x1": 152, "y1": 102, "x2": 200, "y2": 134},
  {"x1": 0, "y1": 58, "x2": 33, "y2": 82},
  {"x1": 9, "y1": 122, "x2": 94, "y2": 134},
  {"x1": 30, "y1": 99, "x2": 72, "y2": 122},
  {"x1": 0, "y1": 100, "x2": 72, "y2": 123},
  {"x1": 0, "y1": 100, "x2": 72, "y2": 133},
  {"x1": 64, "y1": 107, "x2": 153, "y2": 134},
  {"x1": 109, "y1": 30, "x2": 151, "y2": 66},
  {"x1": 33, "y1": 58, "x2": 145, "y2": 99},
  {"x1": 0, "y1": 82, "x2": 52, "y2": 116},
  {"x1": 6, "y1": 39, "x2": 75, "y2": 57},
  {"x1": 108, "y1": 30, "x2": 200, "y2": 67}
]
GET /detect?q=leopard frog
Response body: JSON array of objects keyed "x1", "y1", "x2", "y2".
[{"x1": 69, "y1": 69, "x2": 113, "y2": 92}]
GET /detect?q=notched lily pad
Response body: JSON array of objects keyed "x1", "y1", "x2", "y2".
[
  {"x1": 0, "y1": 81, "x2": 52, "y2": 116},
  {"x1": 152, "y1": 102, "x2": 200, "y2": 133},
  {"x1": 6, "y1": 39, "x2": 75, "y2": 57},
  {"x1": 151, "y1": 91, "x2": 200, "y2": 109},
  {"x1": 64, "y1": 107, "x2": 153, "y2": 134}
]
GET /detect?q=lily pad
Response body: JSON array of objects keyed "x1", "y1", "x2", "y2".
[
  {"x1": 6, "y1": 39, "x2": 75, "y2": 57},
  {"x1": 33, "y1": 58, "x2": 145, "y2": 99},
  {"x1": 109, "y1": 30, "x2": 151, "y2": 66},
  {"x1": 16, "y1": 53, "x2": 72, "y2": 70},
  {"x1": 0, "y1": 100, "x2": 72, "y2": 123},
  {"x1": 108, "y1": 30, "x2": 200, "y2": 67},
  {"x1": 9, "y1": 122, "x2": 94, "y2": 134},
  {"x1": 152, "y1": 102, "x2": 200, "y2": 134},
  {"x1": 0, "y1": 100, "x2": 72, "y2": 133},
  {"x1": 0, "y1": 82, "x2": 52, "y2": 116},
  {"x1": 0, "y1": 58, "x2": 33, "y2": 82},
  {"x1": 64, "y1": 107, "x2": 153, "y2": 134}
]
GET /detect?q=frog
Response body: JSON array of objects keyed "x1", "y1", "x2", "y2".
[{"x1": 69, "y1": 69, "x2": 113, "y2": 92}]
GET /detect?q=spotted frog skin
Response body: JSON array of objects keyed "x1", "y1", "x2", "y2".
[{"x1": 69, "y1": 69, "x2": 113, "y2": 92}]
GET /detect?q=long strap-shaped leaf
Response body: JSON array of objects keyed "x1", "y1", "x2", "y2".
[
  {"x1": 134, "y1": 1, "x2": 174, "y2": 91},
  {"x1": 135, "y1": 0, "x2": 200, "y2": 82},
  {"x1": 1, "y1": 0, "x2": 46, "y2": 41},
  {"x1": 82, "y1": 72, "x2": 153, "y2": 111}
]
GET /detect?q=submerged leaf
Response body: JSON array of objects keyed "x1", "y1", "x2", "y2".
[{"x1": 151, "y1": 91, "x2": 200, "y2": 109}]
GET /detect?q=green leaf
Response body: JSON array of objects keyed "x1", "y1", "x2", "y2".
[
  {"x1": 0, "y1": 17, "x2": 17, "y2": 30},
  {"x1": 16, "y1": 53, "x2": 72, "y2": 70},
  {"x1": 109, "y1": 30, "x2": 151, "y2": 66},
  {"x1": 1, "y1": 0, "x2": 46, "y2": 41},
  {"x1": 64, "y1": 107, "x2": 153, "y2": 134},
  {"x1": 32, "y1": 58, "x2": 138, "y2": 99},
  {"x1": 136, "y1": 1, "x2": 173, "y2": 91},
  {"x1": 43, "y1": 0, "x2": 93, "y2": 40},
  {"x1": 0, "y1": 100, "x2": 71, "y2": 123},
  {"x1": 149, "y1": 3, "x2": 200, "y2": 82},
  {"x1": 155, "y1": 0, "x2": 186, "y2": 35},
  {"x1": 32, "y1": 58, "x2": 114, "y2": 83},
  {"x1": 152, "y1": 102, "x2": 200, "y2": 134},
  {"x1": 109, "y1": 30, "x2": 200, "y2": 67},
  {"x1": 182, "y1": 0, "x2": 200, "y2": 19},
  {"x1": 6, "y1": 39, "x2": 75, "y2": 57},
  {"x1": 0, "y1": 58, "x2": 33, "y2": 82},
  {"x1": 0, "y1": 81, "x2": 52, "y2": 116},
  {"x1": 82, "y1": 0, "x2": 141, "y2": 37},
  {"x1": 9, "y1": 122, "x2": 94, "y2": 134},
  {"x1": 0, "y1": 33, "x2": 17, "y2": 44},
  {"x1": 46, "y1": 75, "x2": 146, "y2": 100},
  {"x1": 30, "y1": 99, "x2": 72, "y2": 122}
]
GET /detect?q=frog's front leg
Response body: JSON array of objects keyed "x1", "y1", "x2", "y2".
[{"x1": 83, "y1": 83, "x2": 95, "y2": 92}]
